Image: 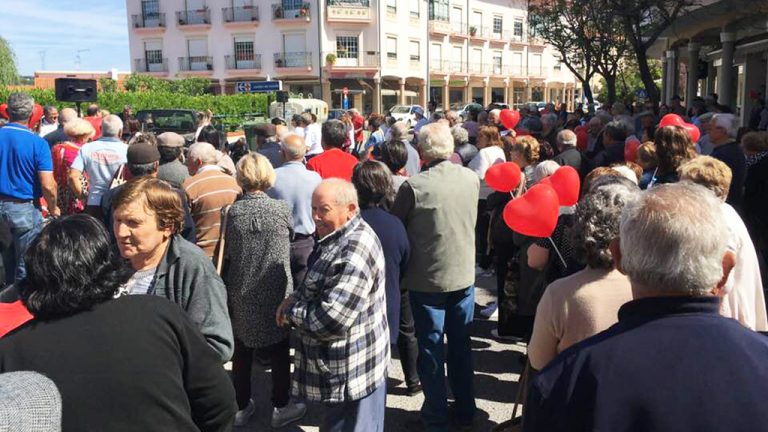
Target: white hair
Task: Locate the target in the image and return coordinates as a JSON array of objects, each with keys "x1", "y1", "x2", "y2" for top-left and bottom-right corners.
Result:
[
  {"x1": 418, "y1": 123, "x2": 454, "y2": 160},
  {"x1": 319, "y1": 178, "x2": 359, "y2": 209},
  {"x1": 188, "y1": 142, "x2": 221, "y2": 165},
  {"x1": 619, "y1": 182, "x2": 729, "y2": 296},
  {"x1": 612, "y1": 165, "x2": 639, "y2": 185},
  {"x1": 557, "y1": 129, "x2": 577, "y2": 147},
  {"x1": 101, "y1": 115, "x2": 123, "y2": 138},
  {"x1": 489, "y1": 109, "x2": 501, "y2": 118},
  {"x1": 281, "y1": 134, "x2": 306, "y2": 160},
  {"x1": 452, "y1": 125, "x2": 469, "y2": 145},
  {"x1": 389, "y1": 121, "x2": 409, "y2": 141},
  {"x1": 534, "y1": 160, "x2": 560, "y2": 183},
  {"x1": 712, "y1": 113, "x2": 738, "y2": 139}
]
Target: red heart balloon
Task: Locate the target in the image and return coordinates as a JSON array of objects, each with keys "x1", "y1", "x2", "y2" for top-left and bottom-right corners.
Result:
[
  {"x1": 0, "y1": 104, "x2": 8, "y2": 120},
  {"x1": 681, "y1": 122, "x2": 701, "y2": 143},
  {"x1": 538, "y1": 166, "x2": 580, "y2": 206},
  {"x1": 503, "y1": 183, "x2": 560, "y2": 237},
  {"x1": 485, "y1": 161, "x2": 522, "y2": 193},
  {"x1": 499, "y1": 109, "x2": 521, "y2": 130},
  {"x1": 624, "y1": 138, "x2": 641, "y2": 162},
  {"x1": 659, "y1": 113, "x2": 685, "y2": 128},
  {"x1": 28, "y1": 104, "x2": 43, "y2": 129}
]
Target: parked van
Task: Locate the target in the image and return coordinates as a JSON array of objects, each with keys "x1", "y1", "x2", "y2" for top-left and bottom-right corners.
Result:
[{"x1": 269, "y1": 98, "x2": 329, "y2": 122}]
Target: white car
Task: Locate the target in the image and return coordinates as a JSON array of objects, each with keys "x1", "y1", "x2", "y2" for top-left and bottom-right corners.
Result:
[{"x1": 389, "y1": 105, "x2": 424, "y2": 127}]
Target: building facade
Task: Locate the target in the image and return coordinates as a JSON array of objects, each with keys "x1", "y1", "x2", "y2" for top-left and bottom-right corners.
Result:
[
  {"x1": 126, "y1": 0, "x2": 577, "y2": 113},
  {"x1": 651, "y1": 0, "x2": 768, "y2": 126}
]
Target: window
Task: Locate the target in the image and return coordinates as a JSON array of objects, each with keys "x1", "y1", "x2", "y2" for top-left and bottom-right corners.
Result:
[
  {"x1": 410, "y1": 1, "x2": 419, "y2": 18},
  {"x1": 451, "y1": 7, "x2": 463, "y2": 33},
  {"x1": 144, "y1": 40, "x2": 163, "y2": 70},
  {"x1": 282, "y1": 0, "x2": 303, "y2": 10},
  {"x1": 429, "y1": 0, "x2": 449, "y2": 22},
  {"x1": 336, "y1": 36, "x2": 359, "y2": 59},
  {"x1": 409, "y1": 41, "x2": 420, "y2": 61},
  {"x1": 142, "y1": 0, "x2": 159, "y2": 18},
  {"x1": 493, "y1": 53, "x2": 502, "y2": 74},
  {"x1": 493, "y1": 16, "x2": 503, "y2": 34},
  {"x1": 451, "y1": 45, "x2": 463, "y2": 72},
  {"x1": 430, "y1": 43, "x2": 442, "y2": 68},
  {"x1": 386, "y1": 36, "x2": 397, "y2": 60},
  {"x1": 513, "y1": 19, "x2": 523, "y2": 38},
  {"x1": 234, "y1": 37, "x2": 254, "y2": 61},
  {"x1": 386, "y1": 0, "x2": 396, "y2": 14}
]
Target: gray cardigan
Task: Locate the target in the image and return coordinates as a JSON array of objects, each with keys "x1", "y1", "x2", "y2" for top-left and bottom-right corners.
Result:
[{"x1": 150, "y1": 234, "x2": 234, "y2": 362}]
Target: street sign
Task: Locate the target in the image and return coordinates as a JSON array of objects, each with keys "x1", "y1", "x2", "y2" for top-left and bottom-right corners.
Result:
[
  {"x1": 635, "y1": 88, "x2": 648, "y2": 99},
  {"x1": 236, "y1": 80, "x2": 282, "y2": 93},
  {"x1": 342, "y1": 86, "x2": 349, "y2": 96}
]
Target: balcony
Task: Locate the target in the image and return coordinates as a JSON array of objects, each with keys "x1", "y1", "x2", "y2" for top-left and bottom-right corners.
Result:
[
  {"x1": 508, "y1": 66, "x2": 524, "y2": 76},
  {"x1": 176, "y1": 9, "x2": 211, "y2": 30},
  {"x1": 178, "y1": 56, "x2": 214, "y2": 74},
  {"x1": 225, "y1": 55, "x2": 262, "y2": 73},
  {"x1": 327, "y1": 0, "x2": 371, "y2": 23},
  {"x1": 469, "y1": 25, "x2": 491, "y2": 41},
  {"x1": 222, "y1": 6, "x2": 259, "y2": 27},
  {"x1": 272, "y1": 2, "x2": 311, "y2": 24},
  {"x1": 527, "y1": 66, "x2": 546, "y2": 78},
  {"x1": 469, "y1": 62, "x2": 487, "y2": 75},
  {"x1": 274, "y1": 52, "x2": 312, "y2": 72},
  {"x1": 429, "y1": 60, "x2": 467, "y2": 75},
  {"x1": 449, "y1": 22, "x2": 469, "y2": 39},
  {"x1": 325, "y1": 51, "x2": 379, "y2": 70},
  {"x1": 429, "y1": 19, "x2": 451, "y2": 36},
  {"x1": 131, "y1": 13, "x2": 166, "y2": 34},
  {"x1": 489, "y1": 30, "x2": 511, "y2": 45},
  {"x1": 134, "y1": 58, "x2": 168, "y2": 75}
]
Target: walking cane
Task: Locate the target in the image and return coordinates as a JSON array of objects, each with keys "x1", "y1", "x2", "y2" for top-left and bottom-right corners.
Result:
[{"x1": 215, "y1": 205, "x2": 231, "y2": 276}]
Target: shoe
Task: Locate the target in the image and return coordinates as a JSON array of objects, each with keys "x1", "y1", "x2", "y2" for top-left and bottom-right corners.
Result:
[
  {"x1": 491, "y1": 328, "x2": 523, "y2": 342},
  {"x1": 234, "y1": 399, "x2": 255, "y2": 427},
  {"x1": 406, "y1": 383, "x2": 423, "y2": 396},
  {"x1": 480, "y1": 302, "x2": 498, "y2": 318},
  {"x1": 271, "y1": 401, "x2": 307, "y2": 428}
]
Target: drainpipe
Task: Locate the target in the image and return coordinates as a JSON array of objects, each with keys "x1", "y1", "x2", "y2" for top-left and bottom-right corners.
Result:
[{"x1": 317, "y1": 0, "x2": 324, "y2": 101}]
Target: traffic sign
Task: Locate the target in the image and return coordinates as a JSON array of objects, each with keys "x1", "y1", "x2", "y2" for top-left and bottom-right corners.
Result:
[
  {"x1": 236, "y1": 80, "x2": 282, "y2": 93},
  {"x1": 635, "y1": 88, "x2": 648, "y2": 99},
  {"x1": 342, "y1": 86, "x2": 349, "y2": 96}
]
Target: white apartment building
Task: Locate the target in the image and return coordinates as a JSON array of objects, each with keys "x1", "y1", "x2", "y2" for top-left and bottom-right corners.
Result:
[{"x1": 126, "y1": 0, "x2": 578, "y2": 113}]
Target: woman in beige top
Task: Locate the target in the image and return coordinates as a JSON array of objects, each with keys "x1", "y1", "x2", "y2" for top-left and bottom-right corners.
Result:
[{"x1": 528, "y1": 180, "x2": 638, "y2": 371}]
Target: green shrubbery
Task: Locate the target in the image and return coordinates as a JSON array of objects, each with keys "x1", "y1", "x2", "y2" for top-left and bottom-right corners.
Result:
[{"x1": 0, "y1": 75, "x2": 269, "y2": 131}]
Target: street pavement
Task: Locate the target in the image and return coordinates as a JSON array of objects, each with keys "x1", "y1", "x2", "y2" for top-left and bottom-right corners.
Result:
[{"x1": 236, "y1": 272, "x2": 527, "y2": 431}]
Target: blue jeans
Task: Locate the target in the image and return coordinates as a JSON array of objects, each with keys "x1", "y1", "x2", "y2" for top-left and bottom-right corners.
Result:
[
  {"x1": 0, "y1": 201, "x2": 43, "y2": 283},
  {"x1": 410, "y1": 286, "x2": 477, "y2": 431},
  {"x1": 320, "y1": 381, "x2": 386, "y2": 432}
]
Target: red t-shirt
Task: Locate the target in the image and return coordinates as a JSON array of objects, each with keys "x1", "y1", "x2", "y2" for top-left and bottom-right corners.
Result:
[
  {"x1": 352, "y1": 115, "x2": 364, "y2": 144},
  {"x1": 306, "y1": 148, "x2": 359, "y2": 181},
  {"x1": 84, "y1": 116, "x2": 103, "y2": 140},
  {"x1": 0, "y1": 301, "x2": 33, "y2": 337}
]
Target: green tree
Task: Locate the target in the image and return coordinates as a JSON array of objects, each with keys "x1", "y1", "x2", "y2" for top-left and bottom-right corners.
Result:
[
  {"x1": 98, "y1": 77, "x2": 118, "y2": 93},
  {"x1": 169, "y1": 77, "x2": 211, "y2": 96},
  {"x1": 598, "y1": 58, "x2": 662, "y2": 105},
  {"x1": 0, "y1": 37, "x2": 19, "y2": 86}
]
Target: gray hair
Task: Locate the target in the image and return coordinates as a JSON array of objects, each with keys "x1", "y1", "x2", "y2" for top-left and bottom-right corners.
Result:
[
  {"x1": 389, "y1": 121, "x2": 409, "y2": 142},
  {"x1": 557, "y1": 129, "x2": 577, "y2": 147},
  {"x1": 541, "y1": 113, "x2": 558, "y2": 127},
  {"x1": 619, "y1": 182, "x2": 729, "y2": 295},
  {"x1": 614, "y1": 115, "x2": 636, "y2": 135},
  {"x1": 100, "y1": 115, "x2": 123, "y2": 138},
  {"x1": 188, "y1": 142, "x2": 221, "y2": 165},
  {"x1": 320, "y1": 178, "x2": 359, "y2": 209},
  {"x1": 572, "y1": 182, "x2": 638, "y2": 269},
  {"x1": 281, "y1": 134, "x2": 306, "y2": 160},
  {"x1": 712, "y1": 113, "x2": 738, "y2": 139},
  {"x1": 534, "y1": 160, "x2": 560, "y2": 183},
  {"x1": 418, "y1": 122, "x2": 454, "y2": 160},
  {"x1": 7, "y1": 93, "x2": 34, "y2": 122},
  {"x1": 452, "y1": 125, "x2": 469, "y2": 146}
]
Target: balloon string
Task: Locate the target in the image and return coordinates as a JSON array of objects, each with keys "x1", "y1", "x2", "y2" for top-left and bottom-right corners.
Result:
[{"x1": 548, "y1": 237, "x2": 567, "y2": 269}]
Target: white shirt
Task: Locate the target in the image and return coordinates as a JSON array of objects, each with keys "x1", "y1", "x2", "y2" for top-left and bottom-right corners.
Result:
[
  {"x1": 720, "y1": 203, "x2": 768, "y2": 331},
  {"x1": 38, "y1": 123, "x2": 57, "y2": 137},
  {"x1": 468, "y1": 146, "x2": 506, "y2": 199},
  {"x1": 304, "y1": 123, "x2": 323, "y2": 155}
]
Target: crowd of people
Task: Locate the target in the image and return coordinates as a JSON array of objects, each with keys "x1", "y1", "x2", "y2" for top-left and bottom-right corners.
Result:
[{"x1": 0, "y1": 88, "x2": 767, "y2": 432}]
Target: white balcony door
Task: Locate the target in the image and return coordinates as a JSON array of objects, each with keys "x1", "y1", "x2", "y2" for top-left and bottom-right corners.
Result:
[
  {"x1": 529, "y1": 53, "x2": 542, "y2": 76},
  {"x1": 144, "y1": 40, "x2": 163, "y2": 72},
  {"x1": 282, "y1": 0, "x2": 303, "y2": 18},
  {"x1": 187, "y1": 38, "x2": 209, "y2": 70},
  {"x1": 471, "y1": 48, "x2": 482, "y2": 73},
  {"x1": 233, "y1": 0, "x2": 253, "y2": 21},
  {"x1": 451, "y1": 46, "x2": 463, "y2": 72},
  {"x1": 336, "y1": 36, "x2": 359, "y2": 67},
  {"x1": 430, "y1": 43, "x2": 442, "y2": 70},
  {"x1": 234, "y1": 36, "x2": 255, "y2": 69},
  {"x1": 283, "y1": 33, "x2": 306, "y2": 67},
  {"x1": 451, "y1": 7, "x2": 463, "y2": 33},
  {"x1": 471, "y1": 11, "x2": 482, "y2": 32},
  {"x1": 141, "y1": 0, "x2": 160, "y2": 26},
  {"x1": 512, "y1": 52, "x2": 523, "y2": 75}
]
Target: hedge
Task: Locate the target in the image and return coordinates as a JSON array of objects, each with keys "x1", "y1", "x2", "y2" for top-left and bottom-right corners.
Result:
[{"x1": 0, "y1": 87, "x2": 269, "y2": 131}]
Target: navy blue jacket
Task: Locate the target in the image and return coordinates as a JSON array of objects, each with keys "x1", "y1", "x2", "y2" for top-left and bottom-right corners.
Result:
[
  {"x1": 361, "y1": 207, "x2": 410, "y2": 344},
  {"x1": 524, "y1": 296, "x2": 768, "y2": 432},
  {"x1": 711, "y1": 141, "x2": 746, "y2": 208}
]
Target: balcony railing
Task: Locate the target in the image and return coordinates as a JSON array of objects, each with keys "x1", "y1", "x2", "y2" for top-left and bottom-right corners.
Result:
[
  {"x1": 326, "y1": 51, "x2": 379, "y2": 68},
  {"x1": 509, "y1": 65, "x2": 524, "y2": 76},
  {"x1": 272, "y1": 2, "x2": 311, "y2": 20},
  {"x1": 176, "y1": 9, "x2": 210, "y2": 25},
  {"x1": 132, "y1": 13, "x2": 165, "y2": 28},
  {"x1": 222, "y1": 6, "x2": 259, "y2": 23},
  {"x1": 225, "y1": 54, "x2": 262, "y2": 70},
  {"x1": 328, "y1": 0, "x2": 369, "y2": 5},
  {"x1": 134, "y1": 58, "x2": 168, "y2": 73},
  {"x1": 468, "y1": 62, "x2": 486, "y2": 74},
  {"x1": 326, "y1": 0, "x2": 371, "y2": 22},
  {"x1": 179, "y1": 56, "x2": 213, "y2": 72},
  {"x1": 429, "y1": 60, "x2": 467, "y2": 73},
  {"x1": 274, "y1": 52, "x2": 312, "y2": 68}
]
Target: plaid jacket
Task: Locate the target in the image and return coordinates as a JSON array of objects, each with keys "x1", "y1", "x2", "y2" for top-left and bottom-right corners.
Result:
[{"x1": 287, "y1": 215, "x2": 390, "y2": 403}]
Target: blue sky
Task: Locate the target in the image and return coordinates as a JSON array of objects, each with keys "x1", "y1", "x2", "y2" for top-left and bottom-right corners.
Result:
[{"x1": 2, "y1": 0, "x2": 130, "y2": 75}]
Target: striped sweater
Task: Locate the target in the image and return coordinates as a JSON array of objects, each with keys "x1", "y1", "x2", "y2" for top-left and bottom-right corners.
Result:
[{"x1": 182, "y1": 166, "x2": 241, "y2": 257}]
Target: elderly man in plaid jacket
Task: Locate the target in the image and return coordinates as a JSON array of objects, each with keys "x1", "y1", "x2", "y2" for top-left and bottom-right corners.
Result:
[{"x1": 277, "y1": 178, "x2": 390, "y2": 432}]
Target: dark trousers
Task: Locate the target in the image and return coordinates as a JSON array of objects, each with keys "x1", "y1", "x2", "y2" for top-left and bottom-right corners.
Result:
[
  {"x1": 320, "y1": 382, "x2": 386, "y2": 432},
  {"x1": 232, "y1": 337, "x2": 290, "y2": 410},
  {"x1": 290, "y1": 236, "x2": 315, "y2": 288},
  {"x1": 476, "y1": 199, "x2": 492, "y2": 269},
  {"x1": 495, "y1": 241, "x2": 517, "y2": 303},
  {"x1": 397, "y1": 290, "x2": 420, "y2": 388}
]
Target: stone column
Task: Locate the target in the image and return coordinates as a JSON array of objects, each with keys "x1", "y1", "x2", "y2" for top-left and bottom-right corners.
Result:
[
  {"x1": 543, "y1": 83, "x2": 549, "y2": 103},
  {"x1": 504, "y1": 79, "x2": 511, "y2": 105},
  {"x1": 509, "y1": 80, "x2": 515, "y2": 106},
  {"x1": 465, "y1": 80, "x2": 472, "y2": 104},
  {"x1": 665, "y1": 50, "x2": 677, "y2": 104},
  {"x1": 442, "y1": 80, "x2": 450, "y2": 110},
  {"x1": 373, "y1": 77, "x2": 382, "y2": 114},
  {"x1": 322, "y1": 79, "x2": 332, "y2": 106},
  {"x1": 718, "y1": 32, "x2": 736, "y2": 109},
  {"x1": 706, "y1": 61, "x2": 717, "y2": 96},
  {"x1": 399, "y1": 78, "x2": 407, "y2": 105},
  {"x1": 483, "y1": 77, "x2": 491, "y2": 106},
  {"x1": 420, "y1": 81, "x2": 428, "y2": 109},
  {"x1": 686, "y1": 42, "x2": 701, "y2": 108},
  {"x1": 525, "y1": 82, "x2": 532, "y2": 103}
]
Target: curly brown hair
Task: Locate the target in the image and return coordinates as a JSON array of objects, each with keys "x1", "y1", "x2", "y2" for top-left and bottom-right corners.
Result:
[
  {"x1": 510, "y1": 135, "x2": 541, "y2": 165},
  {"x1": 654, "y1": 126, "x2": 696, "y2": 176}
]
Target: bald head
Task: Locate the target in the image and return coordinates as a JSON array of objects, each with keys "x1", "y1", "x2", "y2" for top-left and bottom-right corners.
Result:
[
  {"x1": 282, "y1": 134, "x2": 306, "y2": 161},
  {"x1": 312, "y1": 179, "x2": 359, "y2": 238},
  {"x1": 58, "y1": 108, "x2": 78, "y2": 125}
]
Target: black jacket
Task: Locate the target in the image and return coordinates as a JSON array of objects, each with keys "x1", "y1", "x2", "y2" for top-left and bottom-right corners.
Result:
[
  {"x1": 588, "y1": 142, "x2": 625, "y2": 170},
  {"x1": 553, "y1": 147, "x2": 586, "y2": 178},
  {"x1": 743, "y1": 155, "x2": 768, "y2": 250},
  {"x1": 711, "y1": 141, "x2": 746, "y2": 209},
  {"x1": 0, "y1": 296, "x2": 236, "y2": 432}
]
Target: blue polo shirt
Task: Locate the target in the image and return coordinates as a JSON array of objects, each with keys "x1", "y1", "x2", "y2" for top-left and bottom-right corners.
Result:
[
  {"x1": 267, "y1": 161, "x2": 321, "y2": 236},
  {"x1": 0, "y1": 123, "x2": 53, "y2": 200}
]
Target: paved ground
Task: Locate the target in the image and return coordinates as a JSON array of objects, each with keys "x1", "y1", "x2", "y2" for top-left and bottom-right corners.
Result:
[{"x1": 236, "y1": 273, "x2": 527, "y2": 431}]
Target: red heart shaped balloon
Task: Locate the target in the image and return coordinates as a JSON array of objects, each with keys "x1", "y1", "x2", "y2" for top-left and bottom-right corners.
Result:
[
  {"x1": 659, "y1": 113, "x2": 685, "y2": 128},
  {"x1": 0, "y1": 104, "x2": 8, "y2": 120},
  {"x1": 681, "y1": 122, "x2": 700, "y2": 143},
  {"x1": 624, "y1": 138, "x2": 641, "y2": 163},
  {"x1": 503, "y1": 183, "x2": 560, "y2": 237},
  {"x1": 485, "y1": 161, "x2": 522, "y2": 193},
  {"x1": 538, "y1": 165, "x2": 580, "y2": 206},
  {"x1": 28, "y1": 104, "x2": 43, "y2": 129},
  {"x1": 499, "y1": 109, "x2": 521, "y2": 130}
]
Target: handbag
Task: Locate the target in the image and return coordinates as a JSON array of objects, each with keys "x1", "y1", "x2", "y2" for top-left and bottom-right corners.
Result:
[{"x1": 491, "y1": 361, "x2": 530, "y2": 432}]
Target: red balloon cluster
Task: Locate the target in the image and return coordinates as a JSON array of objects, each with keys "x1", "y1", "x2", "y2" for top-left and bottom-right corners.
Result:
[
  {"x1": 503, "y1": 184, "x2": 560, "y2": 238},
  {"x1": 485, "y1": 162, "x2": 522, "y2": 193},
  {"x1": 658, "y1": 114, "x2": 701, "y2": 143},
  {"x1": 499, "y1": 109, "x2": 521, "y2": 130},
  {"x1": 538, "y1": 166, "x2": 581, "y2": 206}
]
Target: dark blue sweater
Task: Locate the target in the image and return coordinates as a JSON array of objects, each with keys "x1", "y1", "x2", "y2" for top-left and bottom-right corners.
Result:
[
  {"x1": 525, "y1": 296, "x2": 768, "y2": 432},
  {"x1": 361, "y1": 207, "x2": 410, "y2": 344},
  {"x1": 711, "y1": 141, "x2": 746, "y2": 208}
]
